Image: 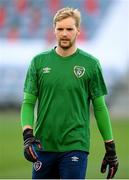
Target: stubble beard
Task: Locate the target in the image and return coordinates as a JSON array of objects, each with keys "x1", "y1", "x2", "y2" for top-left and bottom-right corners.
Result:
[{"x1": 58, "y1": 36, "x2": 77, "y2": 50}]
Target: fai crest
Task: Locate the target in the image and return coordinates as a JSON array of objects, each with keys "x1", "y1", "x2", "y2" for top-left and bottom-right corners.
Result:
[
  {"x1": 74, "y1": 66, "x2": 85, "y2": 78},
  {"x1": 34, "y1": 161, "x2": 42, "y2": 171}
]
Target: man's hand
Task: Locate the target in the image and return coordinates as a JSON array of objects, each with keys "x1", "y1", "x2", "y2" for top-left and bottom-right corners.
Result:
[
  {"x1": 101, "y1": 141, "x2": 119, "y2": 179},
  {"x1": 23, "y1": 128, "x2": 42, "y2": 162}
]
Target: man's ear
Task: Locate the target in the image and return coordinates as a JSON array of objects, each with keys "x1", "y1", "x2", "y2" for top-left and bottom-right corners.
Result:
[{"x1": 77, "y1": 27, "x2": 80, "y2": 35}]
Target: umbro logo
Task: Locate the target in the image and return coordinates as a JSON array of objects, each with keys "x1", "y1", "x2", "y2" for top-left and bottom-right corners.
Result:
[
  {"x1": 43, "y1": 67, "x2": 51, "y2": 73},
  {"x1": 71, "y1": 156, "x2": 79, "y2": 162}
]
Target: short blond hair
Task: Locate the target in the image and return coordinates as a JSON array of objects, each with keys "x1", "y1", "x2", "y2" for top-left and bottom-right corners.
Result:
[{"x1": 53, "y1": 7, "x2": 81, "y2": 28}]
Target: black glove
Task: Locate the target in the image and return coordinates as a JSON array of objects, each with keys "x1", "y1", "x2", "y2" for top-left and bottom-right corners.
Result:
[
  {"x1": 101, "y1": 140, "x2": 119, "y2": 179},
  {"x1": 23, "y1": 128, "x2": 42, "y2": 162}
]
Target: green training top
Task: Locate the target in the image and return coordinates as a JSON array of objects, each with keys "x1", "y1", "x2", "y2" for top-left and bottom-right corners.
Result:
[{"x1": 23, "y1": 48, "x2": 107, "y2": 152}]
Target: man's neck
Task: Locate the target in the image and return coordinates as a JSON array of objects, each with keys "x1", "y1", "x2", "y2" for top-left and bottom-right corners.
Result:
[{"x1": 55, "y1": 45, "x2": 77, "y2": 57}]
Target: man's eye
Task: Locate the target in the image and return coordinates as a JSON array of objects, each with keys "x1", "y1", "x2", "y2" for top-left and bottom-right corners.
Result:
[
  {"x1": 57, "y1": 28, "x2": 63, "y2": 31},
  {"x1": 67, "y1": 28, "x2": 73, "y2": 31}
]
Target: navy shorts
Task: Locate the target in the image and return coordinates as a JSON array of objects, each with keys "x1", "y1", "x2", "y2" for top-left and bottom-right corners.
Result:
[{"x1": 32, "y1": 150, "x2": 88, "y2": 179}]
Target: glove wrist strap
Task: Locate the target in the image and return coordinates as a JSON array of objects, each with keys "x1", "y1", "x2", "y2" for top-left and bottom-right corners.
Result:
[
  {"x1": 105, "y1": 140, "x2": 116, "y2": 156},
  {"x1": 23, "y1": 128, "x2": 34, "y2": 141}
]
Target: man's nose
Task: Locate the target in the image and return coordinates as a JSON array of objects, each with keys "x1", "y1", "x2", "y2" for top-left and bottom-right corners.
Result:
[{"x1": 62, "y1": 30, "x2": 67, "y2": 36}]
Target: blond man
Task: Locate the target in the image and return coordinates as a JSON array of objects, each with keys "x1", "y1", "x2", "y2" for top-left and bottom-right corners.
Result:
[{"x1": 21, "y1": 7, "x2": 118, "y2": 179}]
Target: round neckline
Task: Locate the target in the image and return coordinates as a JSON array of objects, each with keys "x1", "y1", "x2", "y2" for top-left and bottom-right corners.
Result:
[{"x1": 52, "y1": 47, "x2": 79, "y2": 60}]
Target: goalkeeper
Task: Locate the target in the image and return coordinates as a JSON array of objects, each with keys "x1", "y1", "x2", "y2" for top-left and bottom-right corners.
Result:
[{"x1": 21, "y1": 7, "x2": 118, "y2": 179}]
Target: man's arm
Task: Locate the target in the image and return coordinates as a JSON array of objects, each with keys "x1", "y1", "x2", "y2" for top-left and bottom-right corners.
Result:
[
  {"x1": 92, "y1": 96, "x2": 119, "y2": 179},
  {"x1": 21, "y1": 92, "x2": 37, "y2": 129},
  {"x1": 92, "y1": 95, "x2": 113, "y2": 141},
  {"x1": 21, "y1": 93, "x2": 42, "y2": 162}
]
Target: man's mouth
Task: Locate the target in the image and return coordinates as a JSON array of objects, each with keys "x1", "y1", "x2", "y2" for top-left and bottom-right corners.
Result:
[{"x1": 61, "y1": 39, "x2": 70, "y2": 41}]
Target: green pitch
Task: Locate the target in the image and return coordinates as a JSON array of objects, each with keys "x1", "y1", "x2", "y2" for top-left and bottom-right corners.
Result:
[{"x1": 0, "y1": 110, "x2": 129, "y2": 179}]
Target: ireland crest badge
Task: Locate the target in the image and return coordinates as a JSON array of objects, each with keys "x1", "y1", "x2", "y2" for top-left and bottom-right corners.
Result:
[{"x1": 74, "y1": 66, "x2": 85, "y2": 78}]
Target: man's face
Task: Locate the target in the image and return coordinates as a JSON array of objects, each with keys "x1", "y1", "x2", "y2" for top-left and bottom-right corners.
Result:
[{"x1": 54, "y1": 17, "x2": 80, "y2": 49}]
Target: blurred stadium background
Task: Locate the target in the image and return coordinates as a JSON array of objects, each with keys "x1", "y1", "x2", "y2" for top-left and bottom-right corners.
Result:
[{"x1": 0, "y1": 0, "x2": 129, "y2": 179}]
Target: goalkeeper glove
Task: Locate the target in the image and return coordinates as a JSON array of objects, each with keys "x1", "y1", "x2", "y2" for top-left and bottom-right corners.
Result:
[
  {"x1": 101, "y1": 140, "x2": 119, "y2": 179},
  {"x1": 23, "y1": 128, "x2": 42, "y2": 162}
]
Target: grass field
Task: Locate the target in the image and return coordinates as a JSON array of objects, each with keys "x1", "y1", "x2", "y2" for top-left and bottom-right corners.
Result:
[{"x1": 0, "y1": 110, "x2": 129, "y2": 179}]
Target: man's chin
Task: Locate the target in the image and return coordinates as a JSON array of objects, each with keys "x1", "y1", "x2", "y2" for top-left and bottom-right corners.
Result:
[
  {"x1": 61, "y1": 46, "x2": 70, "y2": 50},
  {"x1": 60, "y1": 44, "x2": 72, "y2": 49}
]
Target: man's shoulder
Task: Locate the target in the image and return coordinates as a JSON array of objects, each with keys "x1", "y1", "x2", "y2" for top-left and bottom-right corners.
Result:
[
  {"x1": 34, "y1": 49, "x2": 52, "y2": 60},
  {"x1": 31, "y1": 49, "x2": 53, "y2": 67},
  {"x1": 78, "y1": 48, "x2": 99, "y2": 65},
  {"x1": 28, "y1": 49, "x2": 53, "y2": 69}
]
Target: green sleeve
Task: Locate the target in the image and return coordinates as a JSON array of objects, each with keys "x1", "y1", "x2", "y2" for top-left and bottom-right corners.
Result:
[
  {"x1": 24, "y1": 57, "x2": 38, "y2": 96},
  {"x1": 21, "y1": 92, "x2": 37, "y2": 128},
  {"x1": 92, "y1": 96, "x2": 113, "y2": 141},
  {"x1": 89, "y1": 61, "x2": 107, "y2": 100}
]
